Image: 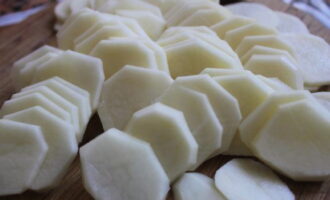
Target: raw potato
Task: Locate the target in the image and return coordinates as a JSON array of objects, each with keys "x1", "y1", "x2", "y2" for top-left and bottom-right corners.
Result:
[
  {"x1": 159, "y1": 26, "x2": 217, "y2": 39},
  {"x1": 257, "y1": 75, "x2": 293, "y2": 92},
  {"x1": 313, "y1": 92, "x2": 330, "y2": 113},
  {"x1": 280, "y1": 34, "x2": 330, "y2": 86},
  {"x1": 0, "y1": 120, "x2": 48, "y2": 196},
  {"x1": 159, "y1": 84, "x2": 223, "y2": 169},
  {"x1": 4, "y1": 107, "x2": 77, "y2": 190},
  {"x1": 226, "y1": 2, "x2": 279, "y2": 28},
  {"x1": 215, "y1": 159, "x2": 294, "y2": 200},
  {"x1": 32, "y1": 50, "x2": 104, "y2": 111},
  {"x1": 251, "y1": 99, "x2": 330, "y2": 181},
  {"x1": 201, "y1": 68, "x2": 250, "y2": 77},
  {"x1": 80, "y1": 129, "x2": 170, "y2": 200},
  {"x1": 98, "y1": 66, "x2": 173, "y2": 130},
  {"x1": 275, "y1": 11, "x2": 309, "y2": 34},
  {"x1": 90, "y1": 38, "x2": 158, "y2": 78},
  {"x1": 142, "y1": 39, "x2": 169, "y2": 73},
  {"x1": 211, "y1": 16, "x2": 255, "y2": 38},
  {"x1": 125, "y1": 103, "x2": 198, "y2": 181},
  {"x1": 173, "y1": 173, "x2": 226, "y2": 200},
  {"x1": 174, "y1": 75, "x2": 242, "y2": 153},
  {"x1": 244, "y1": 54, "x2": 303, "y2": 90},
  {"x1": 223, "y1": 133, "x2": 253, "y2": 156},
  {"x1": 55, "y1": 0, "x2": 73, "y2": 22}
]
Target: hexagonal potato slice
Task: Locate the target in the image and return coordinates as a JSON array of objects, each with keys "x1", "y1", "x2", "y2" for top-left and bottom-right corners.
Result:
[
  {"x1": 80, "y1": 128, "x2": 169, "y2": 200},
  {"x1": 251, "y1": 99, "x2": 330, "y2": 181},
  {"x1": 12, "y1": 86, "x2": 80, "y2": 141},
  {"x1": 313, "y1": 92, "x2": 330, "y2": 113},
  {"x1": 159, "y1": 84, "x2": 223, "y2": 169},
  {"x1": 226, "y1": 2, "x2": 279, "y2": 28},
  {"x1": 4, "y1": 107, "x2": 77, "y2": 190},
  {"x1": 211, "y1": 16, "x2": 255, "y2": 38},
  {"x1": 23, "y1": 77, "x2": 92, "y2": 136},
  {"x1": 90, "y1": 38, "x2": 158, "y2": 79},
  {"x1": 224, "y1": 23, "x2": 277, "y2": 49},
  {"x1": 280, "y1": 34, "x2": 330, "y2": 87},
  {"x1": 141, "y1": 39, "x2": 169, "y2": 73},
  {"x1": 257, "y1": 75, "x2": 293, "y2": 92},
  {"x1": 125, "y1": 103, "x2": 198, "y2": 181},
  {"x1": 98, "y1": 66, "x2": 172, "y2": 130},
  {"x1": 235, "y1": 35, "x2": 295, "y2": 58},
  {"x1": 173, "y1": 173, "x2": 226, "y2": 200},
  {"x1": 275, "y1": 11, "x2": 309, "y2": 34},
  {"x1": 0, "y1": 120, "x2": 48, "y2": 196},
  {"x1": 215, "y1": 159, "x2": 294, "y2": 200},
  {"x1": 159, "y1": 26, "x2": 217, "y2": 40},
  {"x1": 201, "y1": 68, "x2": 250, "y2": 77},
  {"x1": 244, "y1": 54, "x2": 303, "y2": 90},
  {"x1": 32, "y1": 50, "x2": 104, "y2": 111},
  {"x1": 174, "y1": 75, "x2": 241, "y2": 153}
]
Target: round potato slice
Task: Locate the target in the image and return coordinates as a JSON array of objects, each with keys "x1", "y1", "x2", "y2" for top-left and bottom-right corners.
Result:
[
  {"x1": 173, "y1": 173, "x2": 226, "y2": 200},
  {"x1": 215, "y1": 159, "x2": 294, "y2": 200},
  {"x1": 4, "y1": 107, "x2": 77, "y2": 190},
  {"x1": 125, "y1": 103, "x2": 198, "y2": 181},
  {"x1": 0, "y1": 120, "x2": 48, "y2": 196},
  {"x1": 80, "y1": 128, "x2": 169, "y2": 200},
  {"x1": 275, "y1": 11, "x2": 309, "y2": 34}
]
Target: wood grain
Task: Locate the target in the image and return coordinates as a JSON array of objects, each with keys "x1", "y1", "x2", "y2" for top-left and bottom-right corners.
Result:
[{"x1": 0, "y1": 1, "x2": 329, "y2": 199}]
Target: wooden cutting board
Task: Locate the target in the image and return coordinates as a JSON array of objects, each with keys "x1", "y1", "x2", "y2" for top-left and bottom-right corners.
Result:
[{"x1": 0, "y1": 0, "x2": 329, "y2": 199}]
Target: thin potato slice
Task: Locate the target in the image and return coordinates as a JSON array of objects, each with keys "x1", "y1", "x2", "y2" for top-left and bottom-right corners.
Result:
[
  {"x1": 211, "y1": 16, "x2": 255, "y2": 38},
  {"x1": 80, "y1": 129, "x2": 169, "y2": 200},
  {"x1": 55, "y1": 0, "x2": 73, "y2": 22},
  {"x1": 141, "y1": 39, "x2": 169, "y2": 73},
  {"x1": 257, "y1": 75, "x2": 293, "y2": 92},
  {"x1": 201, "y1": 68, "x2": 250, "y2": 77},
  {"x1": 313, "y1": 92, "x2": 330, "y2": 113},
  {"x1": 223, "y1": 134, "x2": 253, "y2": 156},
  {"x1": 275, "y1": 12, "x2": 309, "y2": 34}
]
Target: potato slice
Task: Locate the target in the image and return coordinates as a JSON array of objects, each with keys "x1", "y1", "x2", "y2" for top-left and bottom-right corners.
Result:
[
  {"x1": 201, "y1": 68, "x2": 250, "y2": 77},
  {"x1": 257, "y1": 75, "x2": 293, "y2": 92},
  {"x1": 80, "y1": 128, "x2": 169, "y2": 200},
  {"x1": 173, "y1": 173, "x2": 226, "y2": 200},
  {"x1": 159, "y1": 26, "x2": 217, "y2": 39},
  {"x1": 159, "y1": 84, "x2": 223, "y2": 169},
  {"x1": 55, "y1": 0, "x2": 73, "y2": 22},
  {"x1": 4, "y1": 107, "x2": 77, "y2": 190},
  {"x1": 98, "y1": 66, "x2": 172, "y2": 130},
  {"x1": 69, "y1": 0, "x2": 92, "y2": 15},
  {"x1": 215, "y1": 159, "x2": 294, "y2": 200},
  {"x1": 32, "y1": 50, "x2": 104, "y2": 111},
  {"x1": 275, "y1": 12, "x2": 309, "y2": 34},
  {"x1": 313, "y1": 92, "x2": 330, "y2": 113},
  {"x1": 141, "y1": 39, "x2": 169, "y2": 73},
  {"x1": 244, "y1": 54, "x2": 303, "y2": 90},
  {"x1": 125, "y1": 103, "x2": 198, "y2": 181},
  {"x1": 174, "y1": 75, "x2": 241, "y2": 153},
  {"x1": 12, "y1": 86, "x2": 80, "y2": 141},
  {"x1": 225, "y1": 23, "x2": 277, "y2": 49},
  {"x1": 280, "y1": 34, "x2": 330, "y2": 86},
  {"x1": 251, "y1": 99, "x2": 330, "y2": 181},
  {"x1": 211, "y1": 16, "x2": 255, "y2": 38},
  {"x1": 223, "y1": 134, "x2": 253, "y2": 156},
  {"x1": 0, "y1": 120, "x2": 48, "y2": 196},
  {"x1": 226, "y1": 2, "x2": 279, "y2": 28}
]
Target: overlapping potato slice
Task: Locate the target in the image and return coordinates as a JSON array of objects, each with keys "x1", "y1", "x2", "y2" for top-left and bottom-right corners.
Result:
[
  {"x1": 173, "y1": 173, "x2": 226, "y2": 200},
  {"x1": 244, "y1": 54, "x2": 303, "y2": 89},
  {"x1": 257, "y1": 75, "x2": 293, "y2": 92},
  {"x1": 211, "y1": 16, "x2": 255, "y2": 38},
  {"x1": 55, "y1": 0, "x2": 73, "y2": 22},
  {"x1": 159, "y1": 84, "x2": 223, "y2": 169},
  {"x1": 0, "y1": 120, "x2": 48, "y2": 196},
  {"x1": 215, "y1": 159, "x2": 294, "y2": 200},
  {"x1": 98, "y1": 66, "x2": 172, "y2": 130},
  {"x1": 4, "y1": 107, "x2": 77, "y2": 190},
  {"x1": 313, "y1": 92, "x2": 330, "y2": 112},
  {"x1": 275, "y1": 11, "x2": 309, "y2": 34},
  {"x1": 80, "y1": 128, "x2": 169, "y2": 200},
  {"x1": 125, "y1": 103, "x2": 198, "y2": 181},
  {"x1": 201, "y1": 68, "x2": 250, "y2": 77}
]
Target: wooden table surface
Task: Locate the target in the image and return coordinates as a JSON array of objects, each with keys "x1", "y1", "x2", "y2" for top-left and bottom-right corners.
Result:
[{"x1": 0, "y1": 0, "x2": 329, "y2": 199}]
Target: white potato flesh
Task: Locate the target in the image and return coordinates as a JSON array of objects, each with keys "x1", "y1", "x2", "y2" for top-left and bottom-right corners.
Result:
[
  {"x1": 98, "y1": 66, "x2": 172, "y2": 130},
  {"x1": 257, "y1": 75, "x2": 293, "y2": 92},
  {"x1": 252, "y1": 99, "x2": 330, "y2": 181},
  {"x1": 90, "y1": 38, "x2": 158, "y2": 79},
  {"x1": 215, "y1": 159, "x2": 294, "y2": 200},
  {"x1": 159, "y1": 26, "x2": 217, "y2": 39},
  {"x1": 23, "y1": 77, "x2": 92, "y2": 136},
  {"x1": 240, "y1": 91, "x2": 311, "y2": 148},
  {"x1": 313, "y1": 92, "x2": 330, "y2": 113},
  {"x1": 0, "y1": 120, "x2": 48, "y2": 196},
  {"x1": 241, "y1": 45, "x2": 296, "y2": 65},
  {"x1": 80, "y1": 129, "x2": 169, "y2": 200},
  {"x1": 32, "y1": 50, "x2": 104, "y2": 111},
  {"x1": 69, "y1": 0, "x2": 92, "y2": 15},
  {"x1": 173, "y1": 173, "x2": 227, "y2": 200},
  {"x1": 55, "y1": 0, "x2": 72, "y2": 22},
  {"x1": 165, "y1": 39, "x2": 242, "y2": 78},
  {"x1": 280, "y1": 34, "x2": 330, "y2": 86},
  {"x1": 12, "y1": 86, "x2": 80, "y2": 141},
  {"x1": 244, "y1": 54, "x2": 304, "y2": 90},
  {"x1": 211, "y1": 16, "x2": 255, "y2": 38},
  {"x1": 115, "y1": 10, "x2": 166, "y2": 40},
  {"x1": 201, "y1": 68, "x2": 251, "y2": 77},
  {"x1": 174, "y1": 75, "x2": 241, "y2": 153},
  {"x1": 223, "y1": 133, "x2": 253, "y2": 156},
  {"x1": 159, "y1": 84, "x2": 223, "y2": 169},
  {"x1": 226, "y1": 2, "x2": 279, "y2": 28},
  {"x1": 0, "y1": 93, "x2": 70, "y2": 123},
  {"x1": 141, "y1": 39, "x2": 169, "y2": 73},
  {"x1": 125, "y1": 103, "x2": 198, "y2": 181},
  {"x1": 275, "y1": 12, "x2": 309, "y2": 34},
  {"x1": 225, "y1": 23, "x2": 277, "y2": 49},
  {"x1": 4, "y1": 107, "x2": 77, "y2": 190}
]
